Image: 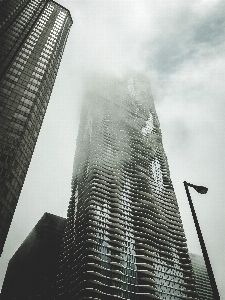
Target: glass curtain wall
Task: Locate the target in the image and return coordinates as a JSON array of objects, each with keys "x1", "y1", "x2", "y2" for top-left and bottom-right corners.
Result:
[{"x1": 0, "y1": 0, "x2": 72, "y2": 255}]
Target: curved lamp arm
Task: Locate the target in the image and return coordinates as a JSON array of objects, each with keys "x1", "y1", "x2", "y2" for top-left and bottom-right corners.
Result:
[{"x1": 183, "y1": 181, "x2": 220, "y2": 300}]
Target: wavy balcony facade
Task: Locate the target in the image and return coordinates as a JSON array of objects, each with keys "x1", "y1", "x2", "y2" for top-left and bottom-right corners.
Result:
[{"x1": 58, "y1": 72, "x2": 198, "y2": 300}]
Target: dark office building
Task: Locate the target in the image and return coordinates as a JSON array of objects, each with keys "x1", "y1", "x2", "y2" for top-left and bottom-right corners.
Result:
[
  {"x1": 189, "y1": 253, "x2": 214, "y2": 300},
  {"x1": 1, "y1": 212, "x2": 66, "y2": 300},
  {"x1": 0, "y1": 0, "x2": 72, "y2": 255},
  {"x1": 57, "y1": 72, "x2": 198, "y2": 300}
]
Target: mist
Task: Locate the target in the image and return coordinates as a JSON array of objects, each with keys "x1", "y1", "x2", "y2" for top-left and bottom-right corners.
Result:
[{"x1": 0, "y1": 0, "x2": 225, "y2": 297}]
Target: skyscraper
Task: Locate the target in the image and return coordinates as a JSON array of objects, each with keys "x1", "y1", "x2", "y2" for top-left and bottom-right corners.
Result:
[
  {"x1": 189, "y1": 253, "x2": 214, "y2": 300},
  {"x1": 0, "y1": 0, "x2": 72, "y2": 255},
  {"x1": 57, "y1": 72, "x2": 198, "y2": 299},
  {"x1": 1, "y1": 213, "x2": 66, "y2": 299}
]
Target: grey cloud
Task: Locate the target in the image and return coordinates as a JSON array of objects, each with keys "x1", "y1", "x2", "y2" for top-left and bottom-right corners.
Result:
[
  {"x1": 143, "y1": 0, "x2": 225, "y2": 75},
  {"x1": 167, "y1": 120, "x2": 190, "y2": 149},
  {"x1": 148, "y1": 41, "x2": 194, "y2": 74},
  {"x1": 193, "y1": 2, "x2": 225, "y2": 45}
]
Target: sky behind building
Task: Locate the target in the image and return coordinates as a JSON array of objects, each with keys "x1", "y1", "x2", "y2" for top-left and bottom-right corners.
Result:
[{"x1": 0, "y1": 0, "x2": 224, "y2": 298}]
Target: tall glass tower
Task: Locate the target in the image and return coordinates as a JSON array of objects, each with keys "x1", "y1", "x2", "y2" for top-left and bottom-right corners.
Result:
[
  {"x1": 58, "y1": 72, "x2": 198, "y2": 300},
  {"x1": 189, "y1": 253, "x2": 214, "y2": 300},
  {"x1": 0, "y1": 0, "x2": 72, "y2": 255}
]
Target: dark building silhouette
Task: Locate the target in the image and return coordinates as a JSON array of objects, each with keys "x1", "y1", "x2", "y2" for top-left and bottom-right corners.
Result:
[
  {"x1": 189, "y1": 253, "x2": 214, "y2": 300},
  {"x1": 1, "y1": 212, "x2": 66, "y2": 299},
  {"x1": 57, "y1": 72, "x2": 198, "y2": 299},
  {"x1": 0, "y1": 0, "x2": 72, "y2": 255}
]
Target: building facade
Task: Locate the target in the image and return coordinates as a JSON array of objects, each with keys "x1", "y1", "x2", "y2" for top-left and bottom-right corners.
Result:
[
  {"x1": 57, "y1": 72, "x2": 198, "y2": 300},
  {"x1": 1, "y1": 213, "x2": 66, "y2": 299},
  {"x1": 189, "y1": 253, "x2": 214, "y2": 300},
  {"x1": 0, "y1": 0, "x2": 72, "y2": 255}
]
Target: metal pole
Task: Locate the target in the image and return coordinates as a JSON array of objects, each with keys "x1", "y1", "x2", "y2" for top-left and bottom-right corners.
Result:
[{"x1": 183, "y1": 181, "x2": 220, "y2": 300}]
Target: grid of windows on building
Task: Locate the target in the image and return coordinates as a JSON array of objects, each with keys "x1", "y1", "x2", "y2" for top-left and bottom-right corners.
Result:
[
  {"x1": 189, "y1": 253, "x2": 214, "y2": 300},
  {"x1": 0, "y1": 0, "x2": 46, "y2": 79},
  {"x1": 57, "y1": 73, "x2": 198, "y2": 300},
  {"x1": 0, "y1": 0, "x2": 73, "y2": 255}
]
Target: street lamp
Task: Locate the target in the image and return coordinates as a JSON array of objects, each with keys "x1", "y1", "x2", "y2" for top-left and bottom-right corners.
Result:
[{"x1": 183, "y1": 181, "x2": 220, "y2": 300}]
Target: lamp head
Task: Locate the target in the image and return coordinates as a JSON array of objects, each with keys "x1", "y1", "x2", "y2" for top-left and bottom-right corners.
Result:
[
  {"x1": 192, "y1": 185, "x2": 208, "y2": 194},
  {"x1": 185, "y1": 182, "x2": 208, "y2": 194}
]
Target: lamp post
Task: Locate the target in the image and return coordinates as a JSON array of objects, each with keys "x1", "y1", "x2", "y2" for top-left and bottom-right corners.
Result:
[{"x1": 183, "y1": 181, "x2": 220, "y2": 300}]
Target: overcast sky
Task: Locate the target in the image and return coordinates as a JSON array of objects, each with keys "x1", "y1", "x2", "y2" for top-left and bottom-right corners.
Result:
[{"x1": 1, "y1": 0, "x2": 225, "y2": 297}]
